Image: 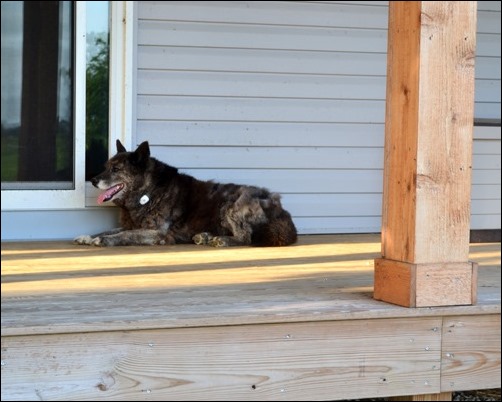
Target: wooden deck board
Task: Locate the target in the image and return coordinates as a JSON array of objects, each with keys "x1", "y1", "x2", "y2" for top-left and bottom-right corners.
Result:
[
  {"x1": 1, "y1": 317, "x2": 446, "y2": 401},
  {"x1": 1, "y1": 234, "x2": 500, "y2": 400},
  {"x1": 2, "y1": 234, "x2": 500, "y2": 336}
]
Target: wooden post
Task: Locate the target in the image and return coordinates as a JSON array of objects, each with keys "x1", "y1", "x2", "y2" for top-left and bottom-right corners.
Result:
[{"x1": 374, "y1": 2, "x2": 478, "y2": 307}]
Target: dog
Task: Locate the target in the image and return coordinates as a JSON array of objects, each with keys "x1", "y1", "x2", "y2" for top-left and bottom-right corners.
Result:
[{"x1": 74, "y1": 140, "x2": 297, "y2": 247}]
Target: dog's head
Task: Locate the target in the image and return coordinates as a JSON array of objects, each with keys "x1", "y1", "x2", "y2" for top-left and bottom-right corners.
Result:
[{"x1": 91, "y1": 140, "x2": 151, "y2": 204}]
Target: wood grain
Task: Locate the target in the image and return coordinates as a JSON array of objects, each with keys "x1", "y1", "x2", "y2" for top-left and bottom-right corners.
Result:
[
  {"x1": 414, "y1": 1, "x2": 477, "y2": 264},
  {"x1": 415, "y1": 262, "x2": 477, "y2": 307},
  {"x1": 1, "y1": 318, "x2": 443, "y2": 401},
  {"x1": 381, "y1": 1, "x2": 477, "y2": 264},
  {"x1": 441, "y1": 314, "x2": 501, "y2": 392},
  {"x1": 374, "y1": 259, "x2": 477, "y2": 308},
  {"x1": 380, "y1": 0, "x2": 421, "y2": 263},
  {"x1": 374, "y1": 258, "x2": 414, "y2": 307},
  {"x1": 389, "y1": 392, "x2": 452, "y2": 401},
  {"x1": 1, "y1": 235, "x2": 499, "y2": 400},
  {"x1": 1, "y1": 235, "x2": 499, "y2": 337}
]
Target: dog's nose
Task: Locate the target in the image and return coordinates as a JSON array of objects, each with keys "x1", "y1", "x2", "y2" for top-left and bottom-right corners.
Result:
[{"x1": 91, "y1": 177, "x2": 99, "y2": 187}]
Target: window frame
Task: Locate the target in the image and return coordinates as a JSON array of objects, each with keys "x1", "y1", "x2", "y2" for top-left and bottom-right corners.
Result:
[{"x1": 1, "y1": 2, "x2": 86, "y2": 210}]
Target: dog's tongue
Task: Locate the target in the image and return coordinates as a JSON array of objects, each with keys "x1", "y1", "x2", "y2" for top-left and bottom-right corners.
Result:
[{"x1": 97, "y1": 184, "x2": 123, "y2": 204}]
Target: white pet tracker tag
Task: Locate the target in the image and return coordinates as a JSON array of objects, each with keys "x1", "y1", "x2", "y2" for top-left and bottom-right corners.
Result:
[{"x1": 140, "y1": 195, "x2": 150, "y2": 205}]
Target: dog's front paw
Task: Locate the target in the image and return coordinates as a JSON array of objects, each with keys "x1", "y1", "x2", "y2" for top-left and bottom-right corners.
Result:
[
  {"x1": 91, "y1": 236, "x2": 111, "y2": 247},
  {"x1": 91, "y1": 236, "x2": 118, "y2": 247},
  {"x1": 193, "y1": 232, "x2": 213, "y2": 245},
  {"x1": 73, "y1": 235, "x2": 93, "y2": 245}
]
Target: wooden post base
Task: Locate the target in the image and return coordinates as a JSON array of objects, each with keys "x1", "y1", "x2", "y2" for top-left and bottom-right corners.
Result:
[
  {"x1": 389, "y1": 392, "x2": 452, "y2": 401},
  {"x1": 374, "y1": 259, "x2": 478, "y2": 308}
]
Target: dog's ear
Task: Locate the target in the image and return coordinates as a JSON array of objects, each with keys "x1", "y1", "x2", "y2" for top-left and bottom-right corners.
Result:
[
  {"x1": 116, "y1": 139, "x2": 127, "y2": 153},
  {"x1": 131, "y1": 141, "x2": 150, "y2": 166}
]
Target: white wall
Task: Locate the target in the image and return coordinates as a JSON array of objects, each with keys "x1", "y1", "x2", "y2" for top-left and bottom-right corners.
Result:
[
  {"x1": 135, "y1": 1, "x2": 501, "y2": 234},
  {"x1": 2, "y1": 1, "x2": 500, "y2": 240}
]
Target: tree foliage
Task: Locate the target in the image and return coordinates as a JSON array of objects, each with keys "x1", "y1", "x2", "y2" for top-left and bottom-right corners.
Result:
[{"x1": 86, "y1": 36, "x2": 109, "y2": 180}]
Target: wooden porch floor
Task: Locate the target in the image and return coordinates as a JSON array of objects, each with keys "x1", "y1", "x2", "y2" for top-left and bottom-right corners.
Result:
[{"x1": 2, "y1": 234, "x2": 501, "y2": 400}]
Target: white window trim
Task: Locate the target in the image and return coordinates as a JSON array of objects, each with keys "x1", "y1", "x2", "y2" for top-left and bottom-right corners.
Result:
[
  {"x1": 109, "y1": 1, "x2": 136, "y2": 154},
  {"x1": 86, "y1": 1, "x2": 136, "y2": 207},
  {"x1": 1, "y1": 2, "x2": 86, "y2": 211}
]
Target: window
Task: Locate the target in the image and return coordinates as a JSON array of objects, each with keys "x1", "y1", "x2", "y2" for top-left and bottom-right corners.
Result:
[
  {"x1": 1, "y1": 1, "x2": 74, "y2": 189},
  {"x1": 1, "y1": 1, "x2": 133, "y2": 212},
  {"x1": 1, "y1": 1, "x2": 85, "y2": 209}
]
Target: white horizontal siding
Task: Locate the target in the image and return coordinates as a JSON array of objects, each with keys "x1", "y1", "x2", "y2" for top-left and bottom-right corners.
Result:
[
  {"x1": 474, "y1": 126, "x2": 502, "y2": 139},
  {"x1": 135, "y1": 1, "x2": 501, "y2": 235},
  {"x1": 477, "y1": 10, "x2": 502, "y2": 33},
  {"x1": 138, "y1": 71, "x2": 387, "y2": 99},
  {"x1": 475, "y1": 103, "x2": 501, "y2": 120},
  {"x1": 471, "y1": 214, "x2": 501, "y2": 230},
  {"x1": 1, "y1": 209, "x2": 119, "y2": 241},
  {"x1": 471, "y1": 128, "x2": 501, "y2": 229},
  {"x1": 137, "y1": 70, "x2": 499, "y2": 103},
  {"x1": 180, "y1": 169, "x2": 384, "y2": 194},
  {"x1": 471, "y1": 199, "x2": 501, "y2": 215},
  {"x1": 149, "y1": 146, "x2": 495, "y2": 172},
  {"x1": 151, "y1": 146, "x2": 383, "y2": 169},
  {"x1": 478, "y1": 1, "x2": 501, "y2": 12},
  {"x1": 294, "y1": 217, "x2": 381, "y2": 234},
  {"x1": 284, "y1": 193, "x2": 381, "y2": 217},
  {"x1": 2, "y1": 1, "x2": 499, "y2": 242},
  {"x1": 475, "y1": 3, "x2": 501, "y2": 126},
  {"x1": 312, "y1": 2, "x2": 388, "y2": 6},
  {"x1": 137, "y1": 46, "x2": 388, "y2": 76},
  {"x1": 138, "y1": 21, "x2": 389, "y2": 53},
  {"x1": 138, "y1": 1, "x2": 389, "y2": 29},
  {"x1": 476, "y1": 57, "x2": 501, "y2": 80},
  {"x1": 472, "y1": 184, "x2": 501, "y2": 200},
  {"x1": 472, "y1": 169, "x2": 501, "y2": 185},
  {"x1": 138, "y1": 122, "x2": 385, "y2": 147},
  {"x1": 137, "y1": 96, "x2": 385, "y2": 123}
]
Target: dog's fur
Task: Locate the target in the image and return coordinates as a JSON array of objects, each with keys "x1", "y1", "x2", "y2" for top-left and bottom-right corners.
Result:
[{"x1": 74, "y1": 140, "x2": 297, "y2": 247}]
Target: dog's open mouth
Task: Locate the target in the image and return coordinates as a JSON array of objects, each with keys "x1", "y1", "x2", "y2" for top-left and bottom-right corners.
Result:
[{"x1": 97, "y1": 184, "x2": 124, "y2": 204}]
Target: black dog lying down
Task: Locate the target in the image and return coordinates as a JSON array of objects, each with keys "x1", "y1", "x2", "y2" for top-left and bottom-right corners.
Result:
[{"x1": 74, "y1": 140, "x2": 297, "y2": 247}]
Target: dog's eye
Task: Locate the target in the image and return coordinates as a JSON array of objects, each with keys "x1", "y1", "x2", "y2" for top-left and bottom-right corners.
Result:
[{"x1": 111, "y1": 166, "x2": 120, "y2": 173}]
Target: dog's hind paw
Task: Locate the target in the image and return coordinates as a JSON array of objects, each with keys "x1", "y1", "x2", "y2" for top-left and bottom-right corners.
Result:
[
  {"x1": 192, "y1": 232, "x2": 213, "y2": 245},
  {"x1": 73, "y1": 235, "x2": 93, "y2": 245},
  {"x1": 208, "y1": 236, "x2": 229, "y2": 247}
]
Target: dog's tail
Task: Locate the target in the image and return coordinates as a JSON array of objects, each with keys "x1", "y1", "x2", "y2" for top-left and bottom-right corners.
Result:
[{"x1": 252, "y1": 194, "x2": 297, "y2": 247}]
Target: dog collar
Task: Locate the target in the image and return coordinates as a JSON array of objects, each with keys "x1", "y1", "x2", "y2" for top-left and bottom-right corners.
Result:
[{"x1": 140, "y1": 195, "x2": 150, "y2": 205}]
